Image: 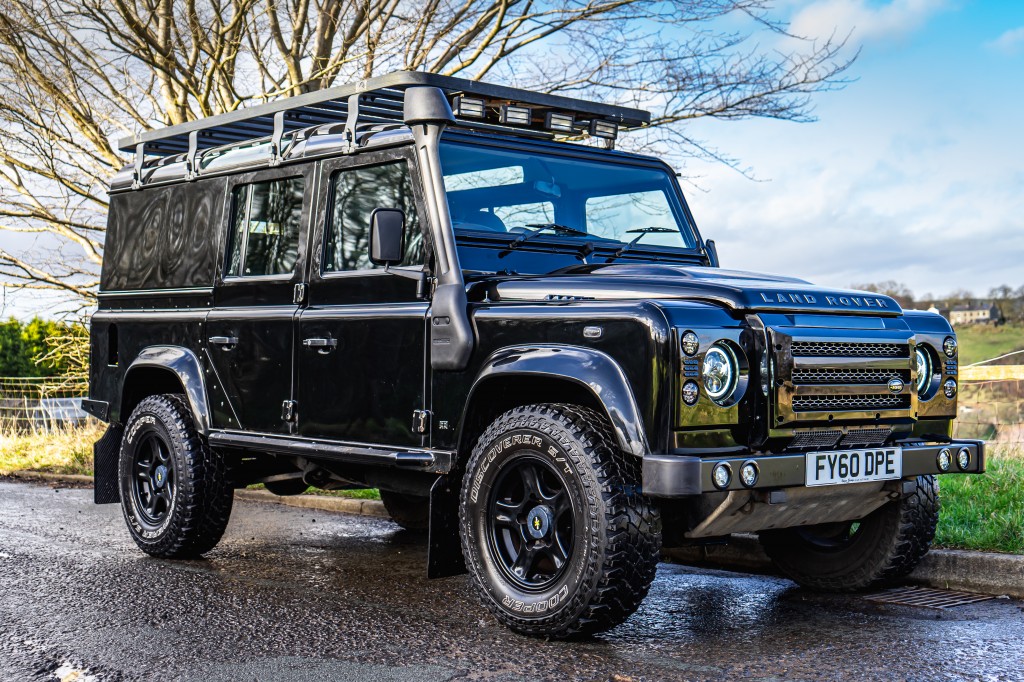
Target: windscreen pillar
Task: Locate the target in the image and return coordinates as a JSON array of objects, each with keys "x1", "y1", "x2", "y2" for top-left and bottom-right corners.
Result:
[{"x1": 404, "y1": 86, "x2": 475, "y2": 371}]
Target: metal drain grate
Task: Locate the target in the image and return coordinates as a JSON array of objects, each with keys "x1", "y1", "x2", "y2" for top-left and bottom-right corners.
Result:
[{"x1": 865, "y1": 586, "x2": 995, "y2": 609}]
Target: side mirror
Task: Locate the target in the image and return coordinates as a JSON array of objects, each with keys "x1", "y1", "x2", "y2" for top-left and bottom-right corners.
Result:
[
  {"x1": 705, "y1": 239, "x2": 720, "y2": 268},
  {"x1": 369, "y1": 208, "x2": 406, "y2": 267}
]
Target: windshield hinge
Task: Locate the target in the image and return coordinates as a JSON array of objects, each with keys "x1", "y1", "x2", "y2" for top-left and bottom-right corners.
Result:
[
  {"x1": 282, "y1": 400, "x2": 297, "y2": 423},
  {"x1": 412, "y1": 409, "x2": 431, "y2": 434},
  {"x1": 293, "y1": 283, "x2": 307, "y2": 305}
]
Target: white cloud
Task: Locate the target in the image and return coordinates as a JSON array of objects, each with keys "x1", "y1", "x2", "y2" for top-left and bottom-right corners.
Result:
[
  {"x1": 790, "y1": 0, "x2": 948, "y2": 44},
  {"x1": 987, "y1": 26, "x2": 1024, "y2": 55}
]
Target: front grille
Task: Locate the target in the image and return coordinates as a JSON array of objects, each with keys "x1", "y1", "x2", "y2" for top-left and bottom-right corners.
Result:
[
  {"x1": 840, "y1": 428, "x2": 893, "y2": 448},
  {"x1": 792, "y1": 394, "x2": 910, "y2": 412},
  {"x1": 792, "y1": 341, "x2": 907, "y2": 357},
  {"x1": 789, "y1": 429, "x2": 842, "y2": 450},
  {"x1": 792, "y1": 367, "x2": 911, "y2": 385}
]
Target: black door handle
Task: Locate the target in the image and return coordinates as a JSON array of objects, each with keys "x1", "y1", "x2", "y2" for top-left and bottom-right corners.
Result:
[{"x1": 209, "y1": 336, "x2": 239, "y2": 347}]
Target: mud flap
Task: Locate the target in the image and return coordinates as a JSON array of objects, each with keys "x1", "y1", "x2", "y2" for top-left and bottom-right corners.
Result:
[
  {"x1": 93, "y1": 423, "x2": 124, "y2": 504},
  {"x1": 427, "y1": 474, "x2": 466, "y2": 578}
]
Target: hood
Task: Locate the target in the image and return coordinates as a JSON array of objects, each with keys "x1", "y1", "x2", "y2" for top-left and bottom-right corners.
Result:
[{"x1": 482, "y1": 264, "x2": 903, "y2": 316}]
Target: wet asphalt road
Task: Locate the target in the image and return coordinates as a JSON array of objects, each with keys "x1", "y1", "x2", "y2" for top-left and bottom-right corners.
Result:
[{"x1": 1, "y1": 480, "x2": 1022, "y2": 682}]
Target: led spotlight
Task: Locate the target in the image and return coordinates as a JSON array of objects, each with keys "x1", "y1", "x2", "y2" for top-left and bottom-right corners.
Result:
[
  {"x1": 739, "y1": 461, "x2": 759, "y2": 488},
  {"x1": 957, "y1": 447, "x2": 971, "y2": 471},
  {"x1": 499, "y1": 105, "x2": 532, "y2": 126},
  {"x1": 712, "y1": 462, "x2": 732, "y2": 490},
  {"x1": 452, "y1": 96, "x2": 486, "y2": 118},
  {"x1": 681, "y1": 331, "x2": 699, "y2": 356},
  {"x1": 937, "y1": 448, "x2": 952, "y2": 472},
  {"x1": 544, "y1": 111, "x2": 574, "y2": 133},
  {"x1": 589, "y1": 119, "x2": 618, "y2": 139},
  {"x1": 682, "y1": 380, "x2": 700, "y2": 406}
]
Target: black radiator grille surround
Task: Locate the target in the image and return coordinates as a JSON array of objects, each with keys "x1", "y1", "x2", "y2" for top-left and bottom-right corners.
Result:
[
  {"x1": 792, "y1": 367, "x2": 912, "y2": 385},
  {"x1": 792, "y1": 394, "x2": 910, "y2": 412},
  {"x1": 792, "y1": 341, "x2": 908, "y2": 357}
]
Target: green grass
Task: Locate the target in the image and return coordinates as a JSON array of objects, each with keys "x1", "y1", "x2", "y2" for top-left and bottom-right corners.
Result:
[
  {"x1": 247, "y1": 483, "x2": 381, "y2": 500},
  {"x1": 955, "y1": 323, "x2": 1024, "y2": 366},
  {"x1": 935, "y1": 448, "x2": 1024, "y2": 554}
]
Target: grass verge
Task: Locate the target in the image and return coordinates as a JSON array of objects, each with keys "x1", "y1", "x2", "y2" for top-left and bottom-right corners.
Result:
[{"x1": 2, "y1": 422, "x2": 1019, "y2": 553}]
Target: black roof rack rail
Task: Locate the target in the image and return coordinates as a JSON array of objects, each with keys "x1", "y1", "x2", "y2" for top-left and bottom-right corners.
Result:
[{"x1": 117, "y1": 71, "x2": 651, "y2": 159}]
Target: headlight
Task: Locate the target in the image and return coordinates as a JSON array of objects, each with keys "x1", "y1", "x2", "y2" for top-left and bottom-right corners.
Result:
[
  {"x1": 914, "y1": 346, "x2": 931, "y2": 394},
  {"x1": 702, "y1": 344, "x2": 738, "y2": 404}
]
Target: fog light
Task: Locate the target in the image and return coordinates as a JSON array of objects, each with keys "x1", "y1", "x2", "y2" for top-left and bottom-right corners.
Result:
[
  {"x1": 681, "y1": 331, "x2": 699, "y2": 356},
  {"x1": 937, "y1": 448, "x2": 952, "y2": 472},
  {"x1": 739, "y1": 461, "x2": 759, "y2": 488},
  {"x1": 957, "y1": 447, "x2": 971, "y2": 470},
  {"x1": 682, "y1": 380, "x2": 699, "y2": 406},
  {"x1": 712, "y1": 462, "x2": 732, "y2": 490},
  {"x1": 943, "y1": 336, "x2": 958, "y2": 358},
  {"x1": 943, "y1": 378, "x2": 957, "y2": 399}
]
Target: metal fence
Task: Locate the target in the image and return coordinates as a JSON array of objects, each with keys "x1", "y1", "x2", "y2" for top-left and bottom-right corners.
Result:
[{"x1": 0, "y1": 376, "x2": 89, "y2": 432}]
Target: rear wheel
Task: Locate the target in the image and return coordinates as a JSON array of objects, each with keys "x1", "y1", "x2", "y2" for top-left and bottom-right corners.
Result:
[
  {"x1": 759, "y1": 475, "x2": 939, "y2": 591},
  {"x1": 380, "y1": 490, "x2": 430, "y2": 531},
  {"x1": 119, "y1": 394, "x2": 233, "y2": 558},
  {"x1": 460, "y1": 404, "x2": 661, "y2": 638}
]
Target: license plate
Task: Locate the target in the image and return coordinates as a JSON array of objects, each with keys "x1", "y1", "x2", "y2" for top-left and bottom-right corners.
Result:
[{"x1": 805, "y1": 447, "x2": 902, "y2": 487}]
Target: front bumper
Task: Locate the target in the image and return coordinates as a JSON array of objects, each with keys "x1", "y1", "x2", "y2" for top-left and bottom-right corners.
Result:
[{"x1": 642, "y1": 439, "x2": 985, "y2": 497}]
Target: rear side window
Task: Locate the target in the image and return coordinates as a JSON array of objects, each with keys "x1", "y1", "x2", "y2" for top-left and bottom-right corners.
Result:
[
  {"x1": 227, "y1": 176, "x2": 305, "y2": 277},
  {"x1": 324, "y1": 161, "x2": 421, "y2": 273}
]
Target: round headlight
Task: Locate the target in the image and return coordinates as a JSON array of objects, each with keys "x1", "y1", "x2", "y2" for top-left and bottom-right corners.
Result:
[
  {"x1": 681, "y1": 380, "x2": 700, "y2": 406},
  {"x1": 957, "y1": 448, "x2": 971, "y2": 470},
  {"x1": 681, "y1": 331, "x2": 700, "y2": 356},
  {"x1": 943, "y1": 378, "x2": 957, "y2": 399},
  {"x1": 914, "y1": 347, "x2": 931, "y2": 394},
  {"x1": 702, "y1": 344, "x2": 738, "y2": 404},
  {"x1": 937, "y1": 448, "x2": 952, "y2": 472},
  {"x1": 943, "y1": 336, "x2": 958, "y2": 358}
]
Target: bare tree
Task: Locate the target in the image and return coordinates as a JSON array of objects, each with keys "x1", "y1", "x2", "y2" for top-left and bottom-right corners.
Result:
[
  {"x1": 0, "y1": 0, "x2": 852, "y2": 307},
  {"x1": 852, "y1": 280, "x2": 916, "y2": 309}
]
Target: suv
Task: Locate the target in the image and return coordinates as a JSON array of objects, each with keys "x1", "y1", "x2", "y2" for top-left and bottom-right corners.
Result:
[{"x1": 86, "y1": 72, "x2": 983, "y2": 638}]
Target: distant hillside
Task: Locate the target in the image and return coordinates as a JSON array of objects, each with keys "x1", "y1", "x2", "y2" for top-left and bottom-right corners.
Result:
[{"x1": 956, "y1": 324, "x2": 1024, "y2": 366}]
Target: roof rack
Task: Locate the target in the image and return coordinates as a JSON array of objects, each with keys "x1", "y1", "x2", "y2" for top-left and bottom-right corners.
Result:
[{"x1": 118, "y1": 71, "x2": 651, "y2": 166}]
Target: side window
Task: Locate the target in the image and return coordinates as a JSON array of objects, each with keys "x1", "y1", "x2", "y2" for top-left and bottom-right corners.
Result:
[
  {"x1": 227, "y1": 176, "x2": 305, "y2": 277},
  {"x1": 324, "y1": 161, "x2": 422, "y2": 273}
]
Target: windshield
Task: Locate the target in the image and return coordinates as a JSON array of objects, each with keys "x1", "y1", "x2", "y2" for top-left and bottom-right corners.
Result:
[{"x1": 439, "y1": 141, "x2": 698, "y2": 272}]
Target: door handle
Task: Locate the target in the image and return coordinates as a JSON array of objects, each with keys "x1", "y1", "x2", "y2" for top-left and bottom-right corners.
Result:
[
  {"x1": 209, "y1": 336, "x2": 239, "y2": 347},
  {"x1": 303, "y1": 337, "x2": 338, "y2": 353}
]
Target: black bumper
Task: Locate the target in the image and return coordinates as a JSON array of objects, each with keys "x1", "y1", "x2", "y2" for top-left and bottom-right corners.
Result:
[{"x1": 642, "y1": 439, "x2": 985, "y2": 497}]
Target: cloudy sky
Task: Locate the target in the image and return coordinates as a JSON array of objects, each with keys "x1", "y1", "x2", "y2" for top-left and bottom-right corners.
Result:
[{"x1": 681, "y1": 0, "x2": 1024, "y2": 300}]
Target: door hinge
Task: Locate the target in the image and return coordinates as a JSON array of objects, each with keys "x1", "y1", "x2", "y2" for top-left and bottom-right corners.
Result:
[
  {"x1": 412, "y1": 409, "x2": 431, "y2": 434},
  {"x1": 282, "y1": 400, "x2": 298, "y2": 423},
  {"x1": 293, "y1": 283, "x2": 307, "y2": 305}
]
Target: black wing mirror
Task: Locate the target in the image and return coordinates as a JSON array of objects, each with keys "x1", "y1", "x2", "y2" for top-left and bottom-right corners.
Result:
[
  {"x1": 369, "y1": 208, "x2": 406, "y2": 267},
  {"x1": 704, "y1": 239, "x2": 720, "y2": 268}
]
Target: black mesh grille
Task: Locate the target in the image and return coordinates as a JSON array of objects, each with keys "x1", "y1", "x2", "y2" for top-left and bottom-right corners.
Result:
[
  {"x1": 789, "y1": 429, "x2": 843, "y2": 450},
  {"x1": 792, "y1": 394, "x2": 910, "y2": 412},
  {"x1": 839, "y1": 428, "x2": 893, "y2": 447},
  {"x1": 792, "y1": 368, "x2": 911, "y2": 385},
  {"x1": 792, "y1": 341, "x2": 908, "y2": 358}
]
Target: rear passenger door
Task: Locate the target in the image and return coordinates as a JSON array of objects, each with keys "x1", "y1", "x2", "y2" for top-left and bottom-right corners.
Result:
[
  {"x1": 296, "y1": 150, "x2": 428, "y2": 447},
  {"x1": 206, "y1": 165, "x2": 312, "y2": 434}
]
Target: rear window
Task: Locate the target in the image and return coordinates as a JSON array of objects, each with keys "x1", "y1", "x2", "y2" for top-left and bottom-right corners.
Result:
[{"x1": 227, "y1": 176, "x2": 305, "y2": 277}]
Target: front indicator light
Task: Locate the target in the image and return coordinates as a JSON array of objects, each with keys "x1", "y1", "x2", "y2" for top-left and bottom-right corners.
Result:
[
  {"x1": 739, "y1": 461, "x2": 759, "y2": 488},
  {"x1": 712, "y1": 462, "x2": 732, "y2": 490},
  {"x1": 702, "y1": 344, "x2": 738, "y2": 404},
  {"x1": 682, "y1": 380, "x2": 700, "y2": 406},
  {"x1": 943, "y1": 336, "x2": 958, "y2": 358},
  {"x1": 937, "y1": 448, "x2": 952, "y2": 472},
  {"x1": 943, "y1": 378, "x2": 957, "y2": 399},
  {"x1": 957, "y1": 448, "x2": 971, "y2": 470},
  {"x1": 681, "y1": 331, "x2": 699, "y2": 356}
]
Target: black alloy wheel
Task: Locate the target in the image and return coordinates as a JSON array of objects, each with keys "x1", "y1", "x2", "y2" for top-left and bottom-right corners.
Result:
[
  {"x1": 488, "y1": 454, "x2": 574, "y2": 591},
  {"x1": 130, "y1": 431, "x2": 176, "y2": 528}
]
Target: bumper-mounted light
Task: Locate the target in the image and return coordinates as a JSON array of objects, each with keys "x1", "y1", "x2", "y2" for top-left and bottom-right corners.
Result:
[
  {"x1": 739, "y1": 460, "x2": 759, "y2": 488},
  {"x1": 712, "y1": 462, "x2": 732, "y2": 490},
  {"x1": 937, "y1": 448, "x2": 952, "y2": 472},
  {"x1": 956, "y1": 447, "x2": 971, "y2": 470}
]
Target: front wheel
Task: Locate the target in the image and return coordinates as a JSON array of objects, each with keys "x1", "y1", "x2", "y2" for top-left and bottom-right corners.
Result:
[
  {"x1": 119, "y1": 394, "x2": 233, "y2": 558},
  {"x1": 759, "y1": 475, "x2": 939, "y2": 591},
  {"x1": 460, "y1": 404, "x2": 661, "y2": 638}
]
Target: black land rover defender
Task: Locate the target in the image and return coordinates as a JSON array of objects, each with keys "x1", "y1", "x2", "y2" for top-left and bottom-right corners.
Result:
[{"x1": 86, "y1": 72, "x2": 983, "y2": 638}]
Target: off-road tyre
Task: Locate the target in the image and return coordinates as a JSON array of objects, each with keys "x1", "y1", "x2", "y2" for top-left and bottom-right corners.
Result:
[
  {"x1": 459, "y1": 404, "x2": 661, "y2": 638},
  {"x1": 380, "y1": 490, "x2": 430, "y2": 531},
  {"x1": 758, "y1": 475, "x2": 939, "y2": 591},
  {"x1": 119, "y1": 394, "x2": 233, "y2": 558}
]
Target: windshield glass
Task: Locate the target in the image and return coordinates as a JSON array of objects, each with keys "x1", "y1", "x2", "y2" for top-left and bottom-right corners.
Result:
[{"x1": 439, "y1": 141, "x2": 697, "y2": 258}]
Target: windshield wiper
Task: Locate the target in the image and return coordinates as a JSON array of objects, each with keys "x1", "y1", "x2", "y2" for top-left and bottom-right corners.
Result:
[
  {"x1": 506, "y1": 223, "x2": 589, "y2": 250},
  {"x1": 604, "y1": 227, "x2": 677, "y2": 263}
]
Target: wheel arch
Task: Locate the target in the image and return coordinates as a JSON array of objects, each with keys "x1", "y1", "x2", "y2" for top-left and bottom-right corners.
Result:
[
  {"x1": 458, "y1": 345, "x2": 649, "y2": 460},
  {"x1": 120, "y1": 346, "x2": 211, "y2": 434}
]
